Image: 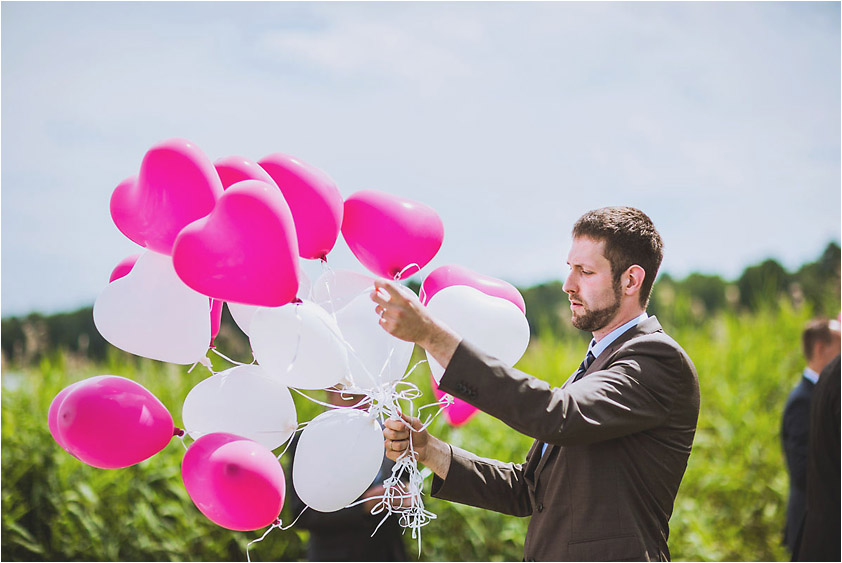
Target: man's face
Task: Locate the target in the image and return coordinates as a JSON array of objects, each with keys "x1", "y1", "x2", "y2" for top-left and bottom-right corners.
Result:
[
  {"x1": 816, "y1": 330, "x2": 842, "y2": 371},
  {"x1": 562, "y1": 236, "x2": 622, "y2": 333}
]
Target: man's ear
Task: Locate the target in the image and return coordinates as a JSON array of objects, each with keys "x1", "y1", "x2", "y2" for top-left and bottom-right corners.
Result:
[{"x1": 623, "y1": 265, "x2": 646, "y2": 297}]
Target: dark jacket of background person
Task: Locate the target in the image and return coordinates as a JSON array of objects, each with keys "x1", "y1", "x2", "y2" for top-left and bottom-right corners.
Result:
[
  {"x1": 794, "y1": 354, "x2": 840, "y2": 562},
  {"x1": 431, "y1": 317, "x2": 700, "y2": 562},
  {"x1": 286, "y1": 435, "x2": 407, "y2": 562},
  {"x1": 780, "y1": 373, "x2": 815, "y2": 552}
]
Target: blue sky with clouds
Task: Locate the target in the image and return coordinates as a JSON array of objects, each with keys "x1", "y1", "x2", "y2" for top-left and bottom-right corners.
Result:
[{"x1": 2, "y1": 1, "x2": 839, "y2": 317}]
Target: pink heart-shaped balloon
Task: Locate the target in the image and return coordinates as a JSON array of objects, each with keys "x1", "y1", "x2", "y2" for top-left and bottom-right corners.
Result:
[
  {"x1": 342, "y1": 190, "x2": 444, "y2": 280},
  {"x1": 421, "y1": 264, "x2": 526, "y2": 314},
  {"x1": 172, "y1": 180, "x2": 300, "y2": 307},
  {"x1": 210, "y1": 298, "x2": 223, "y2": 344},
  {"x1": 430, "y1": 373, "x2": 479, "y2": 427},
  {"x1": 215, "y1": 155, "x2": 278, "y2": 190},
  {"x1": 110, "y1": 138, "x2": 223, "y2": 255},
  {"x1": 109, "y1": 253, "x2": 141, "y2": 282},
  {"x1": 258, "y1": 153, "x2": 343, "y2": 260}
]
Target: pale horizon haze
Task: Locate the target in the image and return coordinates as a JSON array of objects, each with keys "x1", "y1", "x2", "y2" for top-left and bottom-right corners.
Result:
[{"x1": 2, "y1": 1, "x2": 840, "y2": 317}]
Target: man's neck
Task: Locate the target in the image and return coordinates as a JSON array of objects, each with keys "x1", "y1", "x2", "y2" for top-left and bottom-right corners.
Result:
[
  {"x1": 807, "y1": 359, "x2": 827, "y2": 376},
  {"x1": 593, "y1": 308, "x2": 646, "y2": 343}
]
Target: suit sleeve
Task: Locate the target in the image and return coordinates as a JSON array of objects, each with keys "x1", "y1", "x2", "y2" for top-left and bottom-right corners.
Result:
[
  {"x1": 430, "y1": 443, "x2": 535, "y2": 517},
  {"x1": 782, "y1": 394, "x2": 810, "y2": 491},
  {"x1": 439, "y1": 338, "x2": 686, "y2": 447}
]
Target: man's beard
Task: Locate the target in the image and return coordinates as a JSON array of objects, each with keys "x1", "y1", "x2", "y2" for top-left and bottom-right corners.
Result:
[{"x1": 571, "y1": 279, "x2": 622, "y2": 332}]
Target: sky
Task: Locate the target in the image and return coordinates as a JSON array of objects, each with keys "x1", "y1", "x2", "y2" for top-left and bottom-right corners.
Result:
[{"x1": 1, "y1": 1, "x2": 840, "y2": 317}]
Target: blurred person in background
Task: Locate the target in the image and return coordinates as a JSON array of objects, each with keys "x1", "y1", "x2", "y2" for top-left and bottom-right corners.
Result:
[
  {"x1": 794, "y1": 352, "x2": 840, "y2": 562},
  {"x1": 285, "y1": 388, "x2": 407, "y2": 562},
  {"x1": 373, "y1": 207, "x2": 700, "y2": 562},
  {"x1": 781, "y1": 318, "x2": 841, "y2": 555}
]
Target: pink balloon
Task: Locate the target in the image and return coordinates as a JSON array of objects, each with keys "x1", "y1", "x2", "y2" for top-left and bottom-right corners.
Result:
[
  {"x1": 430, "y1": 373, "x2": 479, "y2": 427},
  {"x1": 172, "y1": 180, "x2": 300, "y2": 307},
  {"x1": 258, "y1": 153, "x2": 343, "y2": 260},
  {"x1": 110, "y1": 138, "x2": 223, "y2": 255},
  {"x1": 214, "y1": 155, "x2": 277, "y2": 190},
  {"x1": 210, "y1": 299, "x2": 223, "y2": 343},
  {"x1": 421, "y1": 265, "x2": 526, "y2": 314},
  {"x1": 342, "y1": 190, "x2": 444, "y2": 280},
  {"x1": 48, "y1": 376, "x2": 110, "y2": 453},
  {"x1": 182, "y1": 433, "x2": 286, "y2": 531},
  {"x1": 109, "y1": 254, "x2": 141, "y2": 283},
  {"x1": 56, "y1": 375, "x2": 174, "y2": 469}
]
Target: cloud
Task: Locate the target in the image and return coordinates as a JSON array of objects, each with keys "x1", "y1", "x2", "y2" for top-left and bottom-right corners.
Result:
[{"x1": 1, "y1": 1, "x2": 839, "y2": 315}]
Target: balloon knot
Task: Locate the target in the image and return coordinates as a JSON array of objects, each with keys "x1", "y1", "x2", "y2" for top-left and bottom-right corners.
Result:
[
  {"x1": 173, "y1": 427, "x2": 185, "y2": 437},
  {"x1": 272, "y1": 518, "x2": 281, "y2": 526},
  {"x1": 292, "y1": 298, "x2": 303, "y2": 304}
]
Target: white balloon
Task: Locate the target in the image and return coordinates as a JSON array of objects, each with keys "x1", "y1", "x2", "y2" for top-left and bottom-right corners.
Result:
[
  {"x1": 250, "y1": 300, "x2": 349, "y2": 390},
  {"x1": 227, "y1": 269, "x2": 313, "y2": 337},
  {"x1": 292, "y1": 408, "x2": 383, "y2": 512},
  {"x1": 93, "y1": 250, "x2": 210, "y2": 364},
  {"x1": 311, "y1": 269, "x2": 375, "y2": 315},
  {"x1": 335, "y1": 291, "x2": 413, "y2": 388},
  {"x1": 297, "y1": 265, "x2": 313, "y2": 301},
  {"x1": 226, "y1": 302, "x2": 261, "y2": 337},
  {"x1": 426, "y1": 285, "x2": 530, "y2": 383},
  {"x1": 182, "y1": 364, "x2": 297, "y2": 451}
]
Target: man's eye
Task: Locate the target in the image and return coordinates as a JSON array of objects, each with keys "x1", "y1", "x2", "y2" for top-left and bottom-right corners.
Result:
[{"x1": 582, "y1": 271, "x2": 593, "y2": 275}]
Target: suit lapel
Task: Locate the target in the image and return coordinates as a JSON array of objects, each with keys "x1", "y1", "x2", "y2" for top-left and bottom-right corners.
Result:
[
  {"x1": 577, "y1": 316, "x2": 663, "y2": 380},
  {"x1": 536, "y1": 318, "x2": 665, "y2": 481}
]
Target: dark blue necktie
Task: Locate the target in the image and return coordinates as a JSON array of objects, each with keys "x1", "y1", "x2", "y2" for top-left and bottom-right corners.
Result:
[
  {"x1": 540, "y1": 350, "x2": 598, "y2": 458},
  {"x1": 572, "y1": 350, "x2": 596, "y2": 383}
]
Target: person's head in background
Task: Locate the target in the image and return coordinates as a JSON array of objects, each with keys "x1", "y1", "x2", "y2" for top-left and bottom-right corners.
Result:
[{"x1": 803, "y1": 318, "x2": 841, "y2": 375}]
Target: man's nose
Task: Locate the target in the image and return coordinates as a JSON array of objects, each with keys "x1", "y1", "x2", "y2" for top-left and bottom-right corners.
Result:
[{"x1": 562, "y1": 274, "x2": 575, "y2": 294}]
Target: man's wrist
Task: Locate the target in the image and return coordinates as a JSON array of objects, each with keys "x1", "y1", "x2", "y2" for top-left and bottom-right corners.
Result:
[
  {"x1": 419, "y1": 321, "x2": 462, "y2": 369},
  {"x1": 426, "y1": 436, "x2": 452, "y2": 480}
]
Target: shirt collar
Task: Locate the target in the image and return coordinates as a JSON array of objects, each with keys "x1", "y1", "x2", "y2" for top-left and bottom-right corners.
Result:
[
  {"x1": 803, "y1": 367, "x2": 820, "y2": 384},
  {"x1": 588, "y1": 312, "x2": 649, "y2": 359}
]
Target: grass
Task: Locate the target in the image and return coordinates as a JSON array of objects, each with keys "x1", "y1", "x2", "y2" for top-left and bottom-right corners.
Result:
[{"x1": 1, "y1": 302, "x2": 809, "y2": 561}]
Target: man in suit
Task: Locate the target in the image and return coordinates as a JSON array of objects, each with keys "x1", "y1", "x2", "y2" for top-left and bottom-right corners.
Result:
[
  {"x1": 795, "y1": 353, "x2": 841, "y2": 561},
  {"x1": 372, "y1": 207, "x2": 700, "y2": 561},
  {"x1": 781, "y1": 319, "x2": 841, "y2": 554}
]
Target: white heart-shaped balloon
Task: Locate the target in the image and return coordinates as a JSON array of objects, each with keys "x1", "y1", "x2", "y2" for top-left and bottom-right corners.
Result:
[
  {"x1": 227, "y1": 268, "x2": 312, "y2": 336},
  {"x1": 426, "y1": 285, "x2": 530, "y2": 383},
  {"x1": 292, "y1": 408, "x2": 383, "y2": 512},
  {"x1": 335, "y1": 291, "x2": 413, "y2": 388},
  {"x1": 93, "y1": 250, "x2": 210, "y2": 364},
  {"x1": 250, "y1": 300, "x2": 349, "y2": 390},
  {"x1": 311, "y1": 269, "x2": 375, "y2": 315},
  {"x1": 182, "y1": 364, "x2": 297, "y2": 450}
]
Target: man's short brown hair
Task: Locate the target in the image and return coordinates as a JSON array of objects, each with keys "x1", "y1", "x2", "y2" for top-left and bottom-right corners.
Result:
[
  {"x1": 572, "y1": 207, "x2": 664, "y2": 308},
  {"x1": 802, "y1": 319, "x2": 838, "y2": 361}
]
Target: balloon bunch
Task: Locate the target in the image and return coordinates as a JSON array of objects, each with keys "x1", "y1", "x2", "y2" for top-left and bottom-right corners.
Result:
[{"x1": 48, "y1": 138, "x2": 531, "y2": 554}]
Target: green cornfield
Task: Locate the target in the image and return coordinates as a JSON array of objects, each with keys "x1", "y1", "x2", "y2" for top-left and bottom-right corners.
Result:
[{"x1": 2, "y1": 302, "x2": 808, "y2": 561}]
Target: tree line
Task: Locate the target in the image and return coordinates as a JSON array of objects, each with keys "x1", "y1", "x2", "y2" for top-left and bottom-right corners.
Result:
[{"x1": 2, "y1": 242, "x2": 839, "y2": 367}]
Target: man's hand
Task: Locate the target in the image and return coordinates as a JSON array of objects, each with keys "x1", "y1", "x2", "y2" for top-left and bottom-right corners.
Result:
[
  {"x1": 370, "y1": 279, "x2": 436, "y2": 344},
  {"x1": 383, "y1": 412, "x2": 452, "y2": 480},
  {"x1": 370, "y1": 279, "x2": 462, "y2": 369}
]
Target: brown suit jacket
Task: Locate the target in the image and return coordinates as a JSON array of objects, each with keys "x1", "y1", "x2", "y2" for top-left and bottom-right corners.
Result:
[{"x1": 431, "y1": 316, "x2": 700, "y2": 562}]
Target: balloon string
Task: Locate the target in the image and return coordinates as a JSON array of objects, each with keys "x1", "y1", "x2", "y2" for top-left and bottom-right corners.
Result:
[
  {"x1": 246, "y1": 519, "x2": 281, "y2": 562},
  {"x1": 210, "y1": 347, "x2": 251, "y2": 367},
  {"x1": 394, "y1": 263, "x2": 421, "y2": 280}
]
